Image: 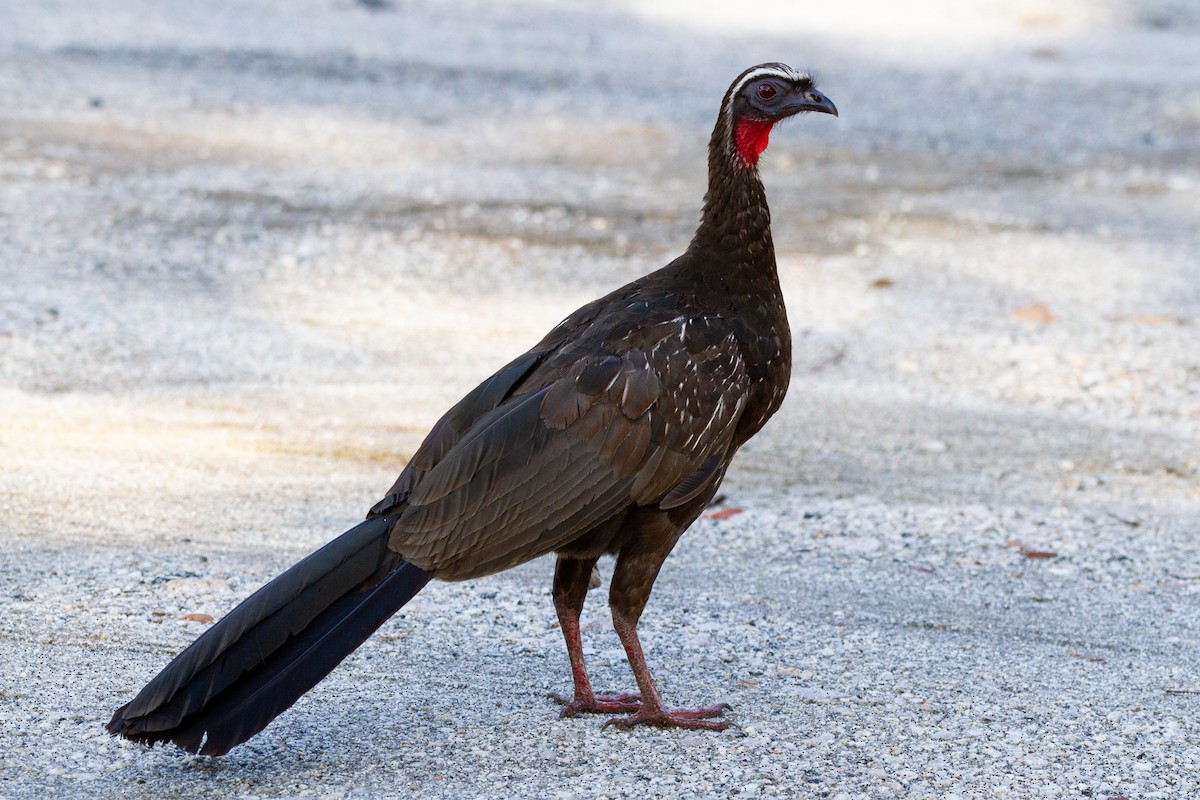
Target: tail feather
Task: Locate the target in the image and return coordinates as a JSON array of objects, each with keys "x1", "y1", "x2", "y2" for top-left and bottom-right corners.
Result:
[{"x1": 107, "y1": 515, "x2": 431, "y2": 755}]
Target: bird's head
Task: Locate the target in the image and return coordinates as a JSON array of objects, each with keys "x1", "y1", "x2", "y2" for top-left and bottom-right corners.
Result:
[{"x1": 722, "y1": 63, "x2": 838, "y2": 169}]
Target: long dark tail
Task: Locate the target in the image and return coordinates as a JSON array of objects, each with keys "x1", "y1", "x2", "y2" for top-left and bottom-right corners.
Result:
[{"x1": 106, "y1": 515, "x2": 431, "y2": 756}]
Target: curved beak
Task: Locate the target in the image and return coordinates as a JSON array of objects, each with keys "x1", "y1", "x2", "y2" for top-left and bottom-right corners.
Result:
[{"x1": 784, "y1": 88, "x2": 838, "y2": 118}]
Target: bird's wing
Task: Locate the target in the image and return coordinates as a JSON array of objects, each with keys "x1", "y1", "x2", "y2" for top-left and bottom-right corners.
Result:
[
  {"x1": 367, "y1": 288, "x2": 637, "y2": 519},
  {"x1": 367, "y1": 348, "x2": 549, "y2": 518},
  {"x1": 386, "y1": 314, "x2": 749, "y2": 579}
]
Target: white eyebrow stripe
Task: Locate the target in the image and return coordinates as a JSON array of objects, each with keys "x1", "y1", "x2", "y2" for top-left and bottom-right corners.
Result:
[{"x1": 725, "y1": 65, "x2": 811, "y2": 110}]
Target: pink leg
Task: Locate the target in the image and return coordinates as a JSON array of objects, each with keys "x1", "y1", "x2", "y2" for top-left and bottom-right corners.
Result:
[
  {"x1": 550, "y1": 556, "x2": 641, "y2": 717},
  {"x1": 601, "y1": 520, "x2": 733, "y2": 731},
  {"x1": 601, "y1": 608, "x2": 732, "y2": 730}
]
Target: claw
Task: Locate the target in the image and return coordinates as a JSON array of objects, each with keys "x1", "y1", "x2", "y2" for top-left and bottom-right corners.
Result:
[
  {"x1": 602, "y1": 702, "x2": 734, "y2": 731},
  {"x1": 551, "y1": 692, "x2": 642, "y2": 718},
  {"x1": 663, "y1": 702, "x2": 732, "y2": 720}
]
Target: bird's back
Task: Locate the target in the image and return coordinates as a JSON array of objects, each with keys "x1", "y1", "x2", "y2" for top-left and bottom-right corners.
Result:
[{"x1": 372, "y1": 247, "x2": 787, "y2": 580}]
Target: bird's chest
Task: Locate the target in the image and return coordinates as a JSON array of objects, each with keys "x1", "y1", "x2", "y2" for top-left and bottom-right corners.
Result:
[
  {"x1": 729, "y1": 299, "x2": 791, "y2": 444},
  {"x1": 736, "y1": 333, "x2": 790, "y2": 442}
]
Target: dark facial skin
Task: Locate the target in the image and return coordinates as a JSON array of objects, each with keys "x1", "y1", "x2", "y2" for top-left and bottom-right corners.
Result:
[{"x1": 733, "y1": 76, "x2": 838, "y2": 121}]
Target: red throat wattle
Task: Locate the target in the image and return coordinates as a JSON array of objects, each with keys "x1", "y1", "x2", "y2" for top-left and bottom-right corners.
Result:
[{"x1": 734, "y1": 117, "x2": 775, "y2": 168}]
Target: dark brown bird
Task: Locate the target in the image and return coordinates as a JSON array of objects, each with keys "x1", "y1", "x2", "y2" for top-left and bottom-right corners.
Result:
[{"x1": 106, "y1": 63, "x2": 837, "y2": 755}]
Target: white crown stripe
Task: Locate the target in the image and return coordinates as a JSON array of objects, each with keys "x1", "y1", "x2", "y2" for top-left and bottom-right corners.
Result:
[
  {"x1": 722, "y1": 65, "x2": 813, "y2": 119},
  {"x1": 730, "y1": 68, "x2": 798, "y2": 99}
]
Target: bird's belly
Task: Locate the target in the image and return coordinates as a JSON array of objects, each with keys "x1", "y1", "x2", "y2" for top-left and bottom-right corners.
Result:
[{"x1": 553, "y1": 505, "x2": 636, "y2": 559}]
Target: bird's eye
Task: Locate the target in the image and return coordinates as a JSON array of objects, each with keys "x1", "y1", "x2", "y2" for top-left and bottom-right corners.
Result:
[{"x1": 756, "y1": 83, "x2": 777, "y2": 101}]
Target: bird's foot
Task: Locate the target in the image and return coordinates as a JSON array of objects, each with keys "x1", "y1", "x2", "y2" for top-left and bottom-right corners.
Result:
[
  {"x1": 551, "y1": 691, "x2": 641, "y2": 718},
  {"x1": 602, "y1": 702, "x2": 734, "y2": 731}
]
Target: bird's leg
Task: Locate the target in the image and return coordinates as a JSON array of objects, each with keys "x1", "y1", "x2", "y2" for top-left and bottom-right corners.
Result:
[
  {"x1": 550, "y1": 556, "x2": 640, "y2": 717},
  {"x1": 602, "y1": 531, "x2": 732, "y2": 731},
  {"x1": 605, "y1": 610, "x2": 731, "y2": 729}
]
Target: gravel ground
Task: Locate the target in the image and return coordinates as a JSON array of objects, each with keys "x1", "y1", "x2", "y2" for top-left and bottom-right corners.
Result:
[{"x1": 2, "y1": 1, "x2": 1198, "y2": 798}]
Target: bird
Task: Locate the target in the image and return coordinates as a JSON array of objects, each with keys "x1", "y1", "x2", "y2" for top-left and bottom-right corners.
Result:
[{"x1": 106, "y1": 62, "x2": 838, "y2": 756}]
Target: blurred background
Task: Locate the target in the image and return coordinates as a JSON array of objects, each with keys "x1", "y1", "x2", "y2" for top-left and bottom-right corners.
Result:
[{"x1": 1, "y1": 1, "x2": 1197, "y2": 797}]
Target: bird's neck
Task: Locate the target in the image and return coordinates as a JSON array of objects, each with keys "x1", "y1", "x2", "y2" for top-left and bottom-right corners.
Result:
[{"x1": 687, "y1": 113, "x2": 779, "y2": 299}]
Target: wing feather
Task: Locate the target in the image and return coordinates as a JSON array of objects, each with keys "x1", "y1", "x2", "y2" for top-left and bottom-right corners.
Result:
[
  {"x1": 369, "y1": 349, "x2": 547, "y2": 517},
  {"x1": 383, "y1": 314, "x2": 752, "y2": 581}
]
